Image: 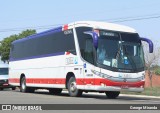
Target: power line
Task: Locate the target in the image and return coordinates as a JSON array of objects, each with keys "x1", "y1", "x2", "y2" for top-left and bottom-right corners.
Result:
[
  {"x1": 0, "y1": 14, "x2": 160, "y2": 33},
  {"x1": 109, "y1": 15, "x2": 160, "y2": 23},
  {"x1": 100, "y1": 13, "x2": 160, "y2": 22}
]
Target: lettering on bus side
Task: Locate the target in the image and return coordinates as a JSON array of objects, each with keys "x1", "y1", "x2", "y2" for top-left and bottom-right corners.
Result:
[
  {"x1": 65, "y1": 57, "x2": 74, "y2": 65},
  {"x1": 64, "y1": 30, "x2": 72, "y2": 35}
]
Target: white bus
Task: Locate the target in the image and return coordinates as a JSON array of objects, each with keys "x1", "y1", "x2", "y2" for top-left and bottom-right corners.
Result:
[{"x1": 9, "y1": 21, "x2": 153, "y2": 98}]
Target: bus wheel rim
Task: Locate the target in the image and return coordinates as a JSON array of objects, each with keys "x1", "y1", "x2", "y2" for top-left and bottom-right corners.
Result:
[
  {"x1": 70, "y1": 82, "x2": 77, "y2": 92},
  {"x1": 22, "y1": 79, "x2": 26, "y2": 89}
]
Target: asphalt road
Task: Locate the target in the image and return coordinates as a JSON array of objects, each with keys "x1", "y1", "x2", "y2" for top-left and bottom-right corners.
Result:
[{"x1": 0, "y1": 88, "x2": 160, "y2": 113}]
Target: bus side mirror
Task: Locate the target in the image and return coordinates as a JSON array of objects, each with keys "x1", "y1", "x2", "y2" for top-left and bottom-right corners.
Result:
[
  {"x1": 84, "y1": 31, "x2": 98, "y2": 49},
  {"x1": 140, "y1": 37, "x2": 153, "y2": 53}
]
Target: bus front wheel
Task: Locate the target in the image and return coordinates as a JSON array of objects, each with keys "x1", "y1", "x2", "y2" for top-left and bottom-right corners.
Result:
[
  {"x1": 20, "y1": 77, "x2": 27, "y2": 92},
  {"x1": 20, "y1": 77, "x2": 34, "y2": 93},
  {"x1": 67, "y1": 77, "x2": 82, "y2": 97},
  {"x1": 105, "y1": 91, "x2": 120, "y2": 99}
]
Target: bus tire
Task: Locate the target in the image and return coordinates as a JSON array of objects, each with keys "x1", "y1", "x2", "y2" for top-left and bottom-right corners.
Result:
[
  {"x1": 20, "y1": 77, "x2": 35, "y2": 93},
  {"x1": 49, "y1": 88, "x2": 62, "y2": 95},
  {"x1": 67, "y1": 77, "x2": 82, "y2": 97},
  {"x1": 105, "y1": 91, "x2": 120, "y2": 99},
  {"x1": 12, "y1": 87, "x2": 16, "y2": 90},
  {"x1": 20, "y1": 76, "x2": 28, "y2": 93}
]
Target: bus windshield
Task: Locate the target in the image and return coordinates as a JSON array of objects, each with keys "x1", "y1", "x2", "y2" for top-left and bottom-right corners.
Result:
[{"x1": 97, "y1": 30, "x2": 145, "y2": 72}]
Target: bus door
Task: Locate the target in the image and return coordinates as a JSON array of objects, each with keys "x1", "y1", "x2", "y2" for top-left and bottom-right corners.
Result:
[{"x1": 83, "y1": 38, "x2": 99, "y2": 90}]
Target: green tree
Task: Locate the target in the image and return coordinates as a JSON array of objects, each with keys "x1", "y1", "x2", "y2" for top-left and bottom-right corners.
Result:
[
  {"x1": 0, "y1": 29, "x2": 36, "y2": 63},
  {"x1": 143, "y1": 41, "x2": 160, "y2": 87}
]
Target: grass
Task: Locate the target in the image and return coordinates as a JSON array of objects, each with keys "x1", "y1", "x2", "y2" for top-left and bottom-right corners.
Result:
[{"x1": 121, "y1": 87, "x2": 160, "y2": 96}]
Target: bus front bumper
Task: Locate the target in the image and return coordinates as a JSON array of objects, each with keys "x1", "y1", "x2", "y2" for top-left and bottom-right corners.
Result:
[{"x1": 94, "y1": 85, "x2": 144, "y2": 92}]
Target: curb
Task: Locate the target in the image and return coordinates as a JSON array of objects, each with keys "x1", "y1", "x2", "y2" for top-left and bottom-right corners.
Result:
[
  {"x1": 120, "y1": 94, "x2": 160, "y2": 99},
  {"x1": 36, "y1": 89, "x2": 160, "y2": 99}
]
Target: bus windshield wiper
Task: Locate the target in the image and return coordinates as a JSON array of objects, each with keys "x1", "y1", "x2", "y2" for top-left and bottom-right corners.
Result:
[{"x1": 116, "y1": 33, "x2": 124, "y2": 62}]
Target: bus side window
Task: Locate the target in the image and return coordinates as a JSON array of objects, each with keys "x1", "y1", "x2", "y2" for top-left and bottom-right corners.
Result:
[{"x1": 84, "y1": 38, "x2": 94, "y2": 64}]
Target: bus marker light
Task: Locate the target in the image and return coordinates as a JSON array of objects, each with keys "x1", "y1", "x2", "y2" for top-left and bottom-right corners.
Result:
[{"x1": 63, "y1": 24, "x2": 68, "y2": 31}]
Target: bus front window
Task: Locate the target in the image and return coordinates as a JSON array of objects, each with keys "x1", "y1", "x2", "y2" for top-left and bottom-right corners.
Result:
[
  {"x1": 0, "y1": 68, "x2": 9, "y2": 75},
  {"x1": 97, "y1": 30, "x2": 145, "y2": 73}
]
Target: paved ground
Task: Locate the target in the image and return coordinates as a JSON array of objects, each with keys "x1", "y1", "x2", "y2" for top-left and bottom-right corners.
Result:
[{"x1": 0, "y1": 88, "x2": 160, "y2": 113}]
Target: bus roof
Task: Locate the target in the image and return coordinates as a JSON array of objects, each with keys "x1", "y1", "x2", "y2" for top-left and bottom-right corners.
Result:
[
  {"x1": 12, "y1": 21, "x2": 137, "y2": 44},
  {"x1": 73, "y1": 21, "x2": 136, "y2": 33}
]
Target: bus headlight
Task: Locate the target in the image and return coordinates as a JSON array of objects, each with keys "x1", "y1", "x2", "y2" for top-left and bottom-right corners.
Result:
[
  {"x1": 138, "y1": 75, "x2": 145, "y2": 80},
  {"x1": 101, "y1": 73, "x2": 111, "y2": 78},
  {"x1": 91, "y1": 70, "x2": 111, "y2": 79},
  {"x1": 4, "y1": 79, "x2": 8, "y2": 83},
  {"x1": 95, "y1": 71, "x2": 101, "y2": 76}
]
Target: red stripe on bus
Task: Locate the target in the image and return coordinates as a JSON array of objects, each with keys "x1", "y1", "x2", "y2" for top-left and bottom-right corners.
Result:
[
  {"x1": 76, "y1": 78, "x2": 144, "y2": 87},
  {"x1": 26, "y1": 78, "x2": 66, "y2": 84},
  {"x1": 9, "y1": 78, "x2": 144, "y2": 87},
  {"x1": 9, "y1": 78, "x2": 66, "y2": 84},
  {"x1": 9, "y1": 78, "x2": 20, "y2": 83}
]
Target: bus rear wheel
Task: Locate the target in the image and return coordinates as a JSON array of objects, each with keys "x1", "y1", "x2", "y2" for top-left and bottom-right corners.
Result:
[
  {"x1": 20, "y1": 77, "x2": 34, "y2": 93},
  {"x1": 105, "y1": 91, "x2": 120, "y2": 99},
  {"x1": 12, "y1": 87, "x2": 16, "y2": 90},
  {"x1": 67, "y1": 77, "x2": 82, "y2": 97},
  {"x1": 49, "y1": 88, "x2": 62, "y2": 95}
]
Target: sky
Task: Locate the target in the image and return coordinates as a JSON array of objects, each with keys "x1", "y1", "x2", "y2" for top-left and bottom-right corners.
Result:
[{"x1": 0, "y1": 0, "x2": 160, "y2": 44}]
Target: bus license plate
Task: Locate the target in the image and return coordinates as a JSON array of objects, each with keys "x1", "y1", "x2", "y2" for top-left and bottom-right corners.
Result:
[
  {"x1": 123, "y1": 74, "x2": 131, "y2": 78},
  {"x1": 121, "y1": 85, "x2": 129, "y2": 89}
]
